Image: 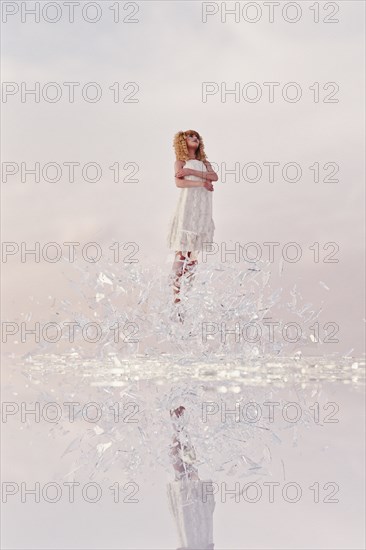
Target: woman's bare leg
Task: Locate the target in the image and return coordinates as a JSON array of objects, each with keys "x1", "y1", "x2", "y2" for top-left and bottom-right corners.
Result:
[
  {"x1": 171, "y1": 251, "x2": 198, "y2": 304},
  {"x1": 184, "y1": 251, "x2": 198, "y2": 292},
  {"x1": 169, "y1": 406, "x2": 199, "y2": 481}
]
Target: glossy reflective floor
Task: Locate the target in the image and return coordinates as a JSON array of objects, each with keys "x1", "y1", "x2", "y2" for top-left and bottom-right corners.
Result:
[
  {"x1": 2, "y1": 351, "x2": 365, "y2": 549},
  {"x1": 2, "y1": 254, "x2": 365, "y2": 549}
]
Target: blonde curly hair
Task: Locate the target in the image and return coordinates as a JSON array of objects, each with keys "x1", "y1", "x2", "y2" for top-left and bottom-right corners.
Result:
[{"x1": 173, "y1": 130, "x2": 208, "y2": 162}]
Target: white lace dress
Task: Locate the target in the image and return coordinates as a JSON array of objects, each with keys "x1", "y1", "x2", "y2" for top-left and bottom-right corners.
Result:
[
  {"x1": 167, "y1": 159, "x2": 215, "y2": 254},
  {"x1": 166, "y1": 479, "x2": 216, "y2": 550}
]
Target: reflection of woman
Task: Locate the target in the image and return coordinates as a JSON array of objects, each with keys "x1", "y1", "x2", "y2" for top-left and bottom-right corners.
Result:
[
  {"x1": 167, "y1": 406, "x2": 216, "y2": 550},
  {"x1": 167, "y1": 130, "x2": 218, "y2": 310}
]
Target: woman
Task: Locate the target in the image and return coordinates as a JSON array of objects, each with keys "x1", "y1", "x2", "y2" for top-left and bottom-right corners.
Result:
[
  {"x1": 167, "y1": 406, "x2": 216, "y2": 550},
  {"x1": 167, "y1": 130, "x2": 218, "y2": 310}
]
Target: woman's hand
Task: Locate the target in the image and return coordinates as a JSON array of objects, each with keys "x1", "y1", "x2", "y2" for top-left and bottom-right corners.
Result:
[
  {"x1": 203, "y1": 180, "x2": 214, "y2": 192},
  {"x1": 175, "y1": 168, "x2": 191, "y2": 178}
]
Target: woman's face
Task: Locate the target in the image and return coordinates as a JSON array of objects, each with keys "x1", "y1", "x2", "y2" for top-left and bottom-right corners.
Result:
[{"x1": 185, "y1": 132, "x2": 200, "y2": 149}]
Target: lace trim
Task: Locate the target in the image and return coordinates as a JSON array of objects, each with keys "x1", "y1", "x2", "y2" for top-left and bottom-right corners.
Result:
[{"x1": 167, "y1": 225, "x2": 215, "y2": 252}]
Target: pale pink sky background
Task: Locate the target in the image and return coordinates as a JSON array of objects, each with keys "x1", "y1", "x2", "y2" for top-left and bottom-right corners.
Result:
[
  {"x1": 1, "y1": 4, "x2": 365, "y2": 549},
  {"x1": 1, "y1": 1, "x2": 365, "y2": 355}
]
